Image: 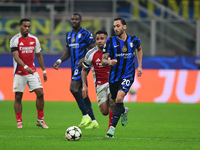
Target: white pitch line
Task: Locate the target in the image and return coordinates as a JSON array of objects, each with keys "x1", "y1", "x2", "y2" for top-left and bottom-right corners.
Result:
[{"x1": 0, "y1": 135, "x2": 199, "y2": 141}]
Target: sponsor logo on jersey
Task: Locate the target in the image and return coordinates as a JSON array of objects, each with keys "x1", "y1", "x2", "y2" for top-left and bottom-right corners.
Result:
[
  {"x1": 19, "y1": 46, "x2": 34, "y2": 53},
  {"x1": 115, "y1": 53, "x2": 132, "y2": 59},
  {"x1": 69, "y1": 43, "x2": 79, "y2": 48}
]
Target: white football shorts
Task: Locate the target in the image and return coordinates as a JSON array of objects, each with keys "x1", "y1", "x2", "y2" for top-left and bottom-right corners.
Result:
[
  {"x1": 96, "y1": 82, "x2": 110, "y2": 106},
  {"x1": 13, "y1": 72, "x2": 43, "y2": 92}
]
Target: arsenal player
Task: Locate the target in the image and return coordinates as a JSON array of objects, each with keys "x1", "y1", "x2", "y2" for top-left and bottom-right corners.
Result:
[{"x1": 10, "y1": 18, "x2": 48, "y2": 129}]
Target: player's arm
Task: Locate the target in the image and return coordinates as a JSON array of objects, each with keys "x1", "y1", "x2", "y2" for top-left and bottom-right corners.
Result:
[
  {"x1": 81, "y1": 65, "x2": 88, "y2": 98},
  {"x1": 136, "y1": 45, "x2": 143, "y2": 77},
  {"x1": 102, "y1": 53, "x2": 117, "y2": 66},
  {"x1": 12, "y1": 50, "x2": 34, "y2": 74},
  {"x1": 36, "y1": 52, "x2": 47, "y2": 82},
  {"x1": 53, "y1": 47, "x2": 70, "y2": 70},
  {"x1": 77, "y1": 57, "x2": 84, "y2": 68}
]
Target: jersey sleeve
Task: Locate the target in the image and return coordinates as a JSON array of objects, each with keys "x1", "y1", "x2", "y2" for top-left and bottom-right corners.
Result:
[
  {"x1": 83, "y1": 49, "x2": 94, "y2": 68},
  {"x1": 10, "y1": 36, "x2": 18, "y2": 52},
  {"x1": 66, "y1": 32, "x2": 69, "y2": 48},
  {"x1": 35, "y1": 37, "x2": 42, "y2": 53},
  {"x1": 135, "y1": 36, "x2": 141, "y2": 48}
]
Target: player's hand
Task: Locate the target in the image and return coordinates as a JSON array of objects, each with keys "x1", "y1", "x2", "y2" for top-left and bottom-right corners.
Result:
[
  {"x1": 43, "y1": 73, "x2": 47, "y2": 82},
  {"x1": 25, "y1": 67, "x2": 34, "y2": 74},
  {"x1": 82, "y1": 84, "x2": 88, "y2": 99},
  {"x1": 109, "y1": 59, "x2": 117, "y2": 66},
  {"x1": 53, "y1": 62, "x2": 60, "y2": 70},
  {"x1": 137, "y1": 67, "x2": 143, "y2": 77}
]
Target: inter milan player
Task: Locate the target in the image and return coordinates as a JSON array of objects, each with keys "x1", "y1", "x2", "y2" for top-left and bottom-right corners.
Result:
[
  {"x1": 10, "y1": 18, "x2": 48, "y2": 129},
  {"x1": 102, "y1": 17, "x2": 143, "y2": 137},
  {"x1": 53, "y1": 13, "x2": 98, "y2": 128},
  {"x1": 82, "y1": 30, "x2": 114, "y2": 130}
]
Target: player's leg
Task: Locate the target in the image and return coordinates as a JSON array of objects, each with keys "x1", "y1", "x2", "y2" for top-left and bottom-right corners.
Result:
[
  {"x1": 98, "y1": 99, "x2": 113, "y2": 131},
  {"x1": 13, "y1": 74, "x2": 26, "y2": 128},
  {"x1": 107, "y1": 110, "x2": 113, "y2": 131},
  {"x1": 112, "y1": 90, "x2": 126, "y2": 126},
  {"x1": 107, "y1": 94, "x2": 114, "y2": 131},
  {"x1": 70, "y1": 81, "x2": 91, "y2": 127},
  {"x1": 83, "y1": 95, "x2": 99, "y2": 128},
  {"x1": 107, "y1": 91, "x2": 126, "y2": 137},
  {"x1": 106, "y1": 81, "x2": 123, "y2": 137},
  {"x1": 29, "y1": 72, "x2": 48, "y2": 129},
  {"x1": 34, "y1": 88, "x2": 48, "y2": 129},
  {"x1": 99, "y1": 100, "x2": 109, "y2": 115},
  {"x1": 120, "y1": 78, "x2": 134, "y2": 127},
  {"x1": 14, "y1": 92, "x2": 23, "y2": 128},
  {"x1": 107, "y1": 78, "x2": 133, "y2": 137},
  {"x1": 96, "y1": 83, "x2": 110, "y2": 115},
  {"x1": 83, "y1": 69, "x2": 98, "y2": 124}
]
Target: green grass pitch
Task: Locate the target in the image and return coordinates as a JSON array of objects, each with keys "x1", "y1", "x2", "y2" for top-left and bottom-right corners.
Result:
[{"x1": 0, "y1": 101, "x2": 199, "y2": 150}]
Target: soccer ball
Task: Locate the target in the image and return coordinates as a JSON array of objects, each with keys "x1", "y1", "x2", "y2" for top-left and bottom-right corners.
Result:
[{"x1": 65, "y1": 126, "x2": 82, "y2": 141}]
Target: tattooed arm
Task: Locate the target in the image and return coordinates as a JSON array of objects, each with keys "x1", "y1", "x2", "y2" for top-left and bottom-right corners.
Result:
[{"x1": 102, "y1": 53, "x2": 117, "y2": 66}]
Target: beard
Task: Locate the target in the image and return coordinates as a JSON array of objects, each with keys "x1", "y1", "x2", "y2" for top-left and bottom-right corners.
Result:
[
  {"x1": 23, "y1": 32, "x2": 28, "y2": 37},
  {"x1": 115, "y1": 29, "x2": 123, "y2": 37},
  {"x1": 72, "y1": 23, "x2": 81, "y2": 30}
]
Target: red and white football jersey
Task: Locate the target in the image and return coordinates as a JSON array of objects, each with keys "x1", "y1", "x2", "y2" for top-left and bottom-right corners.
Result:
[
  {"x1": 10, "y1": 33, "x2": 41, "y2": 75},
  {"x1": 83, "y1": 46, "x2": 110, "y2": 85}
]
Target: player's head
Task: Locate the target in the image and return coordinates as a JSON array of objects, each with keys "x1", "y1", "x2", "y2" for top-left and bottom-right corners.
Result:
[
  {"x1": 19, "y1": 18, "x2": 31, "y2": 37},
  {"x1": 71, "y1": 13, "x2": 82, "y2": 30},
  {"x1": 113, "y1": 17, "x2": 127, "y2": 37},
  {"x1": 95, "y1": 30, "x2": 108, "y2": 50}
]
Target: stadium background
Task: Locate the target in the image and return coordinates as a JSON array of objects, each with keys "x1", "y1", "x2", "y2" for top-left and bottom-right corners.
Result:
[{"x1": 0, "y1": 0, "x2": 200, "y2": 103}]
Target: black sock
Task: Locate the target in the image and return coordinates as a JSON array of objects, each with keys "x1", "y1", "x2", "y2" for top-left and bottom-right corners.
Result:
[
  {"x1": 72, "y1": 91, "x2": 87, "y2": 115},
  {"x1": 112, "y1": 103, "x2": 124, "y2": 127},
  {"x1": 84, "y1": 96, "x2": 95, "y2": 120}
]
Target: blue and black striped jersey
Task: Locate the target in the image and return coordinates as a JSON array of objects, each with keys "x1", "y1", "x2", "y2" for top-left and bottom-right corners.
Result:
[
  {"x1": 66, "y1": 27, "x2": 95, "y2": 81},
  {"x1": 103, "y1": 34, "x2": 141, "y2": 83}
]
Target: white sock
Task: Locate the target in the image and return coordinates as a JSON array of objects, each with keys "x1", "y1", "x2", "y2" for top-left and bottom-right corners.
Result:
[
  {"x1": 92, "y1": 120, "x2": 97, "y2": 123},
  {"x1": 83, "y1": 114, "x2": 90, "y2": 118}
]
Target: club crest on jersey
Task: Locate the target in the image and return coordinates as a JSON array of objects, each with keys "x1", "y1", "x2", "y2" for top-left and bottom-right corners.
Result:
[
  {"x1": 122, "y1": 46, "x2": 127, "y2": 52},
  {"x1": 72, "y1": 38, "x2": 75, "y2": 43}
]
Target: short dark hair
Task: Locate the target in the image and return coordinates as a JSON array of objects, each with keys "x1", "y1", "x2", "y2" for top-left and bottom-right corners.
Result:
[
  {"x1": 72, "y1": 13, "x2": 82, "y2": 20},
  {"x1": 95, "y1": 30, "x2": 108, "y2": 36},
  {"x1": 19, "y1": 18, "x2": 30, "y2": 25},
  {"x1": 114, "y1": 17, "x2": 126, "y2": 25}
]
